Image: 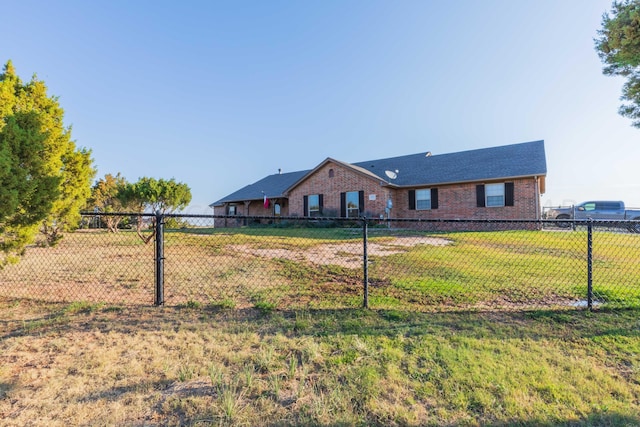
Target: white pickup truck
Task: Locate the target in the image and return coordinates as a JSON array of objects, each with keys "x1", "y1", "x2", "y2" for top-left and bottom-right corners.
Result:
[{"x1": 545, "y1": 201, "x2": 640, "y2": 232}]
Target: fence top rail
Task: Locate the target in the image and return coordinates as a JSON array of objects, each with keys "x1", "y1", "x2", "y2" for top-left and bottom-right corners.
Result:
[
  {"x1": 81, "y1": 212, "x2": 640, "y2": 225},
  {"x1": 81, "y1": 211, "x2": 157, "y2": 218}
]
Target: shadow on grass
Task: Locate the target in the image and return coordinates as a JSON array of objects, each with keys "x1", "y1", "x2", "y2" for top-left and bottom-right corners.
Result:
[
  {"x1": 0, "y1": 381, "x2": 14, "y2": 399},
  {"x1": 79, "y1": 379, "x2": 174, "y2": 403},
  {"x1": 481, "y1": 412, "x2": 640, "y2": 427},
  {"x1": 2, "y1": 297, "x2": 639, "y2": 343},
  {"x1": 79, "y1": 377, "x2": 640, "y2": 427},
  {"x1": 256, "y1": 413, "x2": 640, "y2": 427}
]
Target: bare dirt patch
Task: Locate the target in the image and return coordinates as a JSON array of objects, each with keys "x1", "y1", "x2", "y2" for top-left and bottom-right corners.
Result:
[{"x1": 230, "y1": 236, "x2": 451, "y2": 268}]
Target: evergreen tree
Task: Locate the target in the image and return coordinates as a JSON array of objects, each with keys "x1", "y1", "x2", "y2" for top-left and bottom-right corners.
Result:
[
  {"x1": 596, "y1": 0, "x2": 640, "y2": 127},
  {"x1": 0, "y1": 60, "x2": 95, "y2": 264}
]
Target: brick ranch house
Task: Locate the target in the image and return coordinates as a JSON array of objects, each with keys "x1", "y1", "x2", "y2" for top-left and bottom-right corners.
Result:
[{"x1": 210, "y1": 140, "x2": 547, "y2": 228}]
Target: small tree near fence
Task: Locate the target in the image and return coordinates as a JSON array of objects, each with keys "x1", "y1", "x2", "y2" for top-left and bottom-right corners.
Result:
[{"x1": 113, "y1": 177, "x2": 192, "y2": 243}]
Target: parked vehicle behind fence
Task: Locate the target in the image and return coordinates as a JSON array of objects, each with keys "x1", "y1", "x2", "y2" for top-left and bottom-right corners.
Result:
[{"x1": 544, "y1": 201, "x2": 640, "y2": 232}]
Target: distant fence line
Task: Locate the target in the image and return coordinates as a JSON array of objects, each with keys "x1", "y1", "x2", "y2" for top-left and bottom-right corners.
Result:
[{"x1": 1, "y1": 213, "x2": 639, "y2": 312}]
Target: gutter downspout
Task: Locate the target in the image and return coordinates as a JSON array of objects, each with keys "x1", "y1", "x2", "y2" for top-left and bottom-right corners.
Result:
[{"x1": 534, "y1": 176, "x2": 540, "y2": 220}]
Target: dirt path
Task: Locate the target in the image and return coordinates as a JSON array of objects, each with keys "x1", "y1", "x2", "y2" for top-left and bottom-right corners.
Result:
[{"x1": 231, "y1": 236, "x2": 451, "y2": 268}]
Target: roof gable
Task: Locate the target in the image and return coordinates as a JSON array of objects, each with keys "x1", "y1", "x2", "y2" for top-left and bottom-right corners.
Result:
[{"x1": 283, "y1": 157, "x2": 385, "y2": 193}]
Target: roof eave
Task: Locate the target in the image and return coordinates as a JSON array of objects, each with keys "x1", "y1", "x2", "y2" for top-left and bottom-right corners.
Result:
[
  {"x1": 391, "y1": 173, "x2": 547, "y2": 188},
  {"x1": 211, "y1": 194, "x2": 288, "y2": 207}
]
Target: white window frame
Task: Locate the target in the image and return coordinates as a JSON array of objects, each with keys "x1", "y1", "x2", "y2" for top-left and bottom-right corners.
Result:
[
  {"x1": 485, "y1": 183, "x2": 505, "y2": 207},
  {"x1": 308, "y1": 194, "x2": 320, "y2": 217},
  {"x1": 346, "y1": 191, "x2": 360, "y2": 218},
  {"x1": 228, "y1": 205, "x2": 237, "y2": 215},
  {"x1": 416, "y1": 189, "x2": 432, "y2": 210}
]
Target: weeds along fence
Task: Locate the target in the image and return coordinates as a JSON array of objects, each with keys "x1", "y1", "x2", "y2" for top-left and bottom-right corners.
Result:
[{"x1": 1, "y1": 213, "x2": 639, "y2": 312}]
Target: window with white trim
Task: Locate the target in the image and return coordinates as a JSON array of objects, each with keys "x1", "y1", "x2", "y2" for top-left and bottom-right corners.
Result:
[
  {"x1": 416, "y1": 189, "x2": 432, "y2": 210},
  {"x1": 308, "y1": 194, "x2": 320, "y2": 217},
  {"x1": 346, "y1": 191, "x2": 360, "y2": 218},
  {"x1": 485, "y1": 183, "x2": 505, "y2": 207}
]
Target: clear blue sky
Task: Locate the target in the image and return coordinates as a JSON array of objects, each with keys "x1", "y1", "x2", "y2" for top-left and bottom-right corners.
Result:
[{"x1": 3, "y1": 0, "x2": 639, "y2": 213}]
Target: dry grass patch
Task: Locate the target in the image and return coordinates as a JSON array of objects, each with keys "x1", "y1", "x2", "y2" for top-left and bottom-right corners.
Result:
[
  {"x1": 1, "y1": 298, "x2": 639, "y2": 426},
  {"x1": 0, "y1": 231, "x2": 154, "y2": 304}
]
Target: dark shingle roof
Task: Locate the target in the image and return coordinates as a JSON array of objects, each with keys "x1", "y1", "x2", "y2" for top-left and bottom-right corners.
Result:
[
  {"x1": 211, "y1": 140, "x2": 546, "y2": 205},
  {"x1": 352, "y1": 140, "x2": 546, "y2": 186},
  {"x1": 210, "y1": 170, "x2": 310, "y2": 206}
]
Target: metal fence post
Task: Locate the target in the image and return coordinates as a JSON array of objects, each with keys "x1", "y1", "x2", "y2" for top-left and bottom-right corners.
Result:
[
  {"x1": 362, "y1": 217, "x2": 369, "y2": 309},
  {"x1": 154, "y1": 211, "x2": 165, "y2": 306},
  {"x1": 587, "y1": 218, "x2": 593, "y2": 310}
]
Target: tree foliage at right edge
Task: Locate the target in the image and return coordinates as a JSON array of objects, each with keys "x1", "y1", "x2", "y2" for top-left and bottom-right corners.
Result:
[{"x1": 595, "y1": 0, "x2": 640, "y2": 127}]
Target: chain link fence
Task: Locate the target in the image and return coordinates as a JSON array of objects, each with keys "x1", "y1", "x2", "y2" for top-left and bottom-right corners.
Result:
[{"x1": 1, "y1": 213, "x2": 639, "y2": 312}]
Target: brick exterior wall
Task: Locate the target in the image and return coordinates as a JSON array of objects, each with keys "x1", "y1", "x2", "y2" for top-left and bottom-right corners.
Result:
[
  {"x1": 288, "y1": 161, "x2": 541, "y2": 220},
  {"x1": 394, "y1": 178, "x2": 540, "y2": 220},
  {"x1": 287, "y1": 162, "x2": 395, "y2": 219},
  {"x1": 213, "y1": 160, "x2": 542, "y2": 227}
]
